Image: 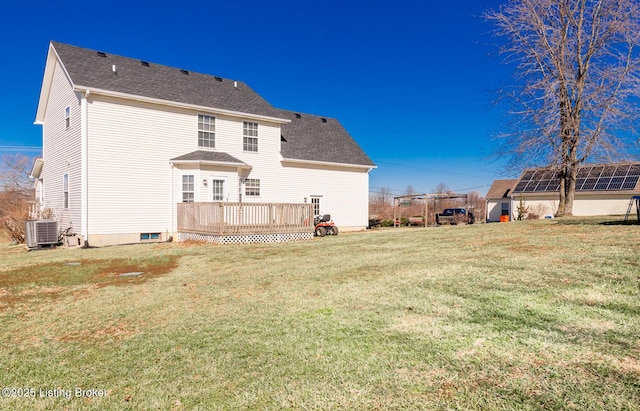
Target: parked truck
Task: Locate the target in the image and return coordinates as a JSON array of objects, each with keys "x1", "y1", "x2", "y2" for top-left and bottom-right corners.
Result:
[{"x1": 435, "y1": 208, "x2": 475, "y2": 225}]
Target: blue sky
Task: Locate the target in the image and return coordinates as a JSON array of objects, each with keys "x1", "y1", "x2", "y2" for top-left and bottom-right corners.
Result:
[{"x1": 0, "y1": 0, "x2": 510, "y2": 197}]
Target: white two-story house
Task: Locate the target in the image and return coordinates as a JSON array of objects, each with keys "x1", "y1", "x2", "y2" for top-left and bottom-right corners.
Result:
[{"x1": 32, "y1": 42, "x2": 375, "y2": 246}]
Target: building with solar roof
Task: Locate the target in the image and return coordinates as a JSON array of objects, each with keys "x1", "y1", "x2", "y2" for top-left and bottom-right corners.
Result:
[{"x1": 486, "y1": 162, "x2": 640, "y2": 222}]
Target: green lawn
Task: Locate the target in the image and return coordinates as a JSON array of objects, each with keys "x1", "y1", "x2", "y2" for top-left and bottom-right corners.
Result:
[{"x1": 0, "y1": 219, "x2": 639, "y2": 410}]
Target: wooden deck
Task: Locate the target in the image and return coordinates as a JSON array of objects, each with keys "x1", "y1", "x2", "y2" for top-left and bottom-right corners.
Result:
[{"x1": 177, "y1": 202, "x2": 315, "y2": 235}]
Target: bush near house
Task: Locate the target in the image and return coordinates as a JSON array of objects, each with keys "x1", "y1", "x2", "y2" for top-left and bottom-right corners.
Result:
[{"x1": 0, "y1": 155, "x2": 33, "y2": 244}]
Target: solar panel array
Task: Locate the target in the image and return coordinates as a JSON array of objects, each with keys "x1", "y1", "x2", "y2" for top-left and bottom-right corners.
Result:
[{"x1": 512, "y1": 164, "x2": 640, "y2": 193}]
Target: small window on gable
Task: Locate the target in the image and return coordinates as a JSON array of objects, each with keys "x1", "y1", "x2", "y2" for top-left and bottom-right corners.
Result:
[
  {"x1": 65, "y1": 106, "x2": 70, "y2": 129},
  {"x1": 198, "y1": 114, "x2": 215, "y2": 148},
  {"x1": 243, "y1": 121, "x2": 258, "y2": 152}
]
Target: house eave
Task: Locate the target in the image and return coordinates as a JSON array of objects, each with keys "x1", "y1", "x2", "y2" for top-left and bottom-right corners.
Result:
[
  {"x1": 35, "y1": 43, "x2": 74, "y2": 124},
  {"x1": 30, "y1": 157, "x2": 44, "y2": 179},
  {"x1": 74, "y1": 85, "x2": 291, "y2": 124},
  {"x1": 281, "y1": 157, "x2": 377, "y2": 170},
  {"x1": 170, "y1": 159, "x2": 252, "y2": 170}
]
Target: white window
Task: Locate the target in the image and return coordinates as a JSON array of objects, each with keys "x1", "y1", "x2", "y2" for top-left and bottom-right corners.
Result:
[
  {"x1": 37, "y1": 178, "x2": 44, "y2": 204},
  {"x1": 65, "y1": 106, "x2": 70, "y2": 129},
  {"x1": 245, "y1": 178, "x2": 260, "y2": 197},
  {"x1": 198, "y1": 114, "x2": 215, "y2": 148},
  {"x1": 243, "y1": 121, "x2": 258, "y2": 152},
  {"x1": 63, "y1": 174, "x2": 69, "y2": 209},
  {"x1": 211, "y1": 179, "x2": 225, "y2": 201},
  {"x1": 182, "y1": 175, "x2": 194, "y2": 202}
]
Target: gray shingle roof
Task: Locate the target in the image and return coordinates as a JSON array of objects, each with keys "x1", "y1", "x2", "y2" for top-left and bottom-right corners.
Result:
[
  {"x1": 170, "y1": 151, "x2": 247, "y2": 165},
  {"x1": 277, "y1": 109, "x2": 375, "y2": 167},
  {"x1": 51, "y1": 42, "x2": 283, "y2": 119},
  {"x1": 486, "y1": 179, "x2": 517, "y2": 199},
  {"x1": 48, "y1": 42, "x2": 374, "y2": 168}
]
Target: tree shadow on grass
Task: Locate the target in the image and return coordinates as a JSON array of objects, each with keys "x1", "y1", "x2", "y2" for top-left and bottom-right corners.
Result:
[
  {"x1": 599, "y1": 220, "x2": 640, "y2": 226},
  {"x1": 553, "y1": 217, "x2": 639, "y2": 226}
]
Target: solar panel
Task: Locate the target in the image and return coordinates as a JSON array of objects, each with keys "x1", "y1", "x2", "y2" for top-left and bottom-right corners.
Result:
[
  {"x1": 588, "y1": 166, "x2": 604, "y2": 178},
  {"x1": 577, "y1": 167, "x2": 591, "y2": 178},
  {"x1": 614, "y1": 165, "x2": 630, "y2": 176},
  {"x1": 609, "y1": 177, "x2": 625, "y2": 190},
  {"x1": 514, "y1": 181, "x2": 528, "y2": 192},
  {"x1": 582, "y1": 178, "x2": 598, "y2": 190},
  {"x1": 512, "y1": 163, "x2": 640, "y2": 193},
  {"x1": 622, "y1": 176, "x2": 639, "y2": 190},
  {"x1": 601, "y1": 166, "x2": 615, "y2": 177},
  {"x1": 594, "y1": 178, "x2": 611, "y2": 190}
]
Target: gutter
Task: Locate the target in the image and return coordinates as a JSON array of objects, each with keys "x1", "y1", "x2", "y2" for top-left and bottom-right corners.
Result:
[{"x1": 73, "y1": 85, "x2": 291, "y2": 125}]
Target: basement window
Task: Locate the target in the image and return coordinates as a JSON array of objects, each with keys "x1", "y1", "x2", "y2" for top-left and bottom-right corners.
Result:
[{"x1": 140, "y1": 233, "x2": 160, "y2": 241}]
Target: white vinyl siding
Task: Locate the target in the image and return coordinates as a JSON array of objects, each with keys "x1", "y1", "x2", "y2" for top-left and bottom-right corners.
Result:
[
  {"x1": 520, "y1": 195, "x2": 637, "y2": 218},
  {"x1": 87, "y1": 96, "x2": 194, "y2": 236},
  {"x1": 274, "y1": 163, "x2": 371, "y2": 228},
  {"x1": 79, "y1": 92, "x2": 371, "y2": 239},
  {"x1": 40, "y1": 59, "x2": 82, "y2": 234}
]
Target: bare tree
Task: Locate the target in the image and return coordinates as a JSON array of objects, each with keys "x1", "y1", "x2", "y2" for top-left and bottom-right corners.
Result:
[
  {"x1": 487, "y1": 0, "x2": 640, "y2": 216},
  {"x1": 0, "y1": 154, "x2": 33, "y2": 243},
  {"x1": 369, "y1": 186, "x2": 394, "y2": 219},
  {"x1": 467, "y1": 190, "x2": 486, "y2": 220},
  {"x1": 433, "y1": 182, "x2": 452, "y2": 194}
]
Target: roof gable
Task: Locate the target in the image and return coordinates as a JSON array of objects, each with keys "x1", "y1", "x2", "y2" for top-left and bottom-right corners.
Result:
[
  {"x1": 486, "y1": 179, "x2": 517, "y2": 199},
  {"x1": 48, "y1": 42, "x2": 284, "y2": 120},
  {"x1": 278, "y1": 109, "x2": 375, "y2": 167}
]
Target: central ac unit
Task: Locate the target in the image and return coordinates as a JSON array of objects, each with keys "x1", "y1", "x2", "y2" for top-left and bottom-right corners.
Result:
[{"x1": 25, "y1": 220, "x2": 58, "y2": 249}]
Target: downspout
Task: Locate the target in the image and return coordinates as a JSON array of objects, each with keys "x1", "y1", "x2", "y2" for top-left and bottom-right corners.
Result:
[
  {"x1": 81, "y1": 90, "x2": 89, "y2": 246},
  {"x1": 170, "y1": 163, "x2": 175, "y2": 240}
]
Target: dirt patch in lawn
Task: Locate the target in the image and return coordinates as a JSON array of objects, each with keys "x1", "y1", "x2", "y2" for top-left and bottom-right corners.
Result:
[{"x1": 0, "y1": 256, "x2": 180, "y2": 310}]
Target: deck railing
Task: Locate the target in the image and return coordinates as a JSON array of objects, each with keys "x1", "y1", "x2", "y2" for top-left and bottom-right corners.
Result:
[{"x1": 177, "y1": 202, "x2": 315, "y2": 235}]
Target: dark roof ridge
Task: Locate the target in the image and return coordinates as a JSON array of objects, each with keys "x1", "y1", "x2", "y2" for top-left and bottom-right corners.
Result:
[{"x1": 51, "y1": 41, "x2": 239, "y2": 85}]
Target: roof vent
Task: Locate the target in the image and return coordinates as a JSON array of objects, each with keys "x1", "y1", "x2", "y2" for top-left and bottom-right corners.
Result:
[
  {"x1": 97, "y1": 51, "x2": 107, "y2": 58},
  {"x1": 234, "y1": 81, "x2": 238, "y2": 89},
  {"x1": 321, "y1": 118, "x2": 327, "y2": 123},
  {"x1": 112, "y1": 64, "x2": 117, "y2": 73},
  {"x1": 141, "y1": 61, "x2": 150, "y2": 67},
  {"x1": 180, "y1": 69, "x2": 189, "y2": 75},
  {"x1": 295, "y1": 113, "x2": 301, "y2": 119},
  {"x1": 215, "y1": 76, "x2": 222, "y2": 82}
]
